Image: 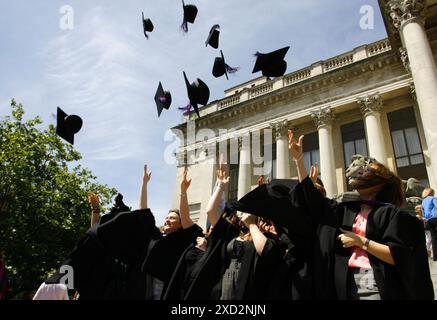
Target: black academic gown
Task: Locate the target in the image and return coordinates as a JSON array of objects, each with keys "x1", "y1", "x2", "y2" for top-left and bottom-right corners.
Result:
[
  {"x1": 142, "y1": 224, "x2": 204, "y2": 300},
  {"x1": 53, "y1": 208, "x2": 160, "y2": 300},
  {"x1": 228, "y1": 181, "x2": 316, "y2": 299},
  {"x1": 162, "y1": 243, "x2": 205, "y2": 300},
  {"x1": 182, "y1": 217, "x2": 281, "y2": 300},
  {"x1": 294, "y1": 176, "x2": 434, "y2": 300}
]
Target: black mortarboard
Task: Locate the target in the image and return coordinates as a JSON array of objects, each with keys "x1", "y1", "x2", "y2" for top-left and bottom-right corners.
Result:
[
  {"x1": 212, "y1": 50, "x2": 239, "y2": 80},
  {"x1": 142, "y1": 12, "x2": 154, "y2": 39},
  {"x1": 56, "y1": 107, "x2": 83, "y2": 145},
  {"x1": 252, "y1": 46, "x2": 290, "y2": 78},
  {"x1": 205, "y1": 24, "x2": 220, "y2": 49},
  {"x1": 181, "y1": 0, "x2": 198, "y2": 32},
  {"x1": 183, "y1": 71, "x2": 210, "y2": 119},
  {"x1": 154, "y1": 82, "x2": 172, "y2": 117},
  {"x1": 226, "y1": 179, "x2": 314, "y2": 240}
]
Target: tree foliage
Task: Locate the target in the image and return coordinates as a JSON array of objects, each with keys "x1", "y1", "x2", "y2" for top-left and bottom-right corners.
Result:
[{"x1": 0, "y1": 100, "x2": 117, "y2": 297}]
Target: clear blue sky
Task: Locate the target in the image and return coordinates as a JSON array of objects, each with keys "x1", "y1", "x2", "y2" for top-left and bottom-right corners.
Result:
[{"x1": 0, "y1": 0, "x2": 387, "y2": 225}]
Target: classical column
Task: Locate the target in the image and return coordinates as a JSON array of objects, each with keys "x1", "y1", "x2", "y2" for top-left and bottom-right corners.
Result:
[
  {"x1": 270, "y1": 120, "x2": 290, "y2": 179},
  {"x1": 357, "y1": 93, "x2": 388, "y2": 166},
  {"x1": 311, "y1": 108, "x2": 338, "y2": 197},
  {"x1": 237, "y1": 133, "x2": 252, "y2": 199},
  {"x1": 388, "y1": 0, "x2": 437, "y2": 183}
]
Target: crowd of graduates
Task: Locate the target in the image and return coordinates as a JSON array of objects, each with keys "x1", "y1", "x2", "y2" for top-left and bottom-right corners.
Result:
[{"x1": 5, "y1": 132, "x2": 436, "y2": 300}]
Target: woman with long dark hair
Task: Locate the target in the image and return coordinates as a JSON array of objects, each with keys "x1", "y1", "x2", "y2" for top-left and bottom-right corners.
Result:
[{"x1": 288, "y1": 131, "x2": 433, "y2": 300}]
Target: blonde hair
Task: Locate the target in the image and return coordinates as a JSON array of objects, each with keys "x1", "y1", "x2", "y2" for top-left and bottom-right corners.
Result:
[{"x1": 422, "y1": 188, "x2": 435, "y2": 199}]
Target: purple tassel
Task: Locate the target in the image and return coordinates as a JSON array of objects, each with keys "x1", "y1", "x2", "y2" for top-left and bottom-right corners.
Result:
[
  {"x1": 158, "y1": 96, "x2": 167, "y2": 103},
  {"x1": 225, "y1": 64, "x2": 240, "y2": 74},
  {"x1": 178, "y1": 102, "x2": 192, "y2": 116},
  {"x1": 180, "y1": 20, "x2": 188, "y2": 33}
]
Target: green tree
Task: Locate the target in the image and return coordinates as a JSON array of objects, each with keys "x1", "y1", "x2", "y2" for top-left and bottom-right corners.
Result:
[{"x1": 0, "y1": 99, "x2": 117, "y2": 297}]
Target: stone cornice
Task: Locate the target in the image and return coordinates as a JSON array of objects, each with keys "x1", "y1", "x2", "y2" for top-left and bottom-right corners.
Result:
[
  {"x1": 357, "y1": 93, "x2": 383, "y2": 115},
  {"x1": 387, "y1": 0, "x2": 427, "y2": 30},
  {"x1": 177, "y1": 77, "x2": 412, "y2": 151}
]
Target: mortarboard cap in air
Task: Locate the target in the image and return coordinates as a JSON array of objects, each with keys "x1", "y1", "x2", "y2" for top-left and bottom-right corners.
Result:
[
  {"x1": 252, "y1": 46, "x2": 290, "y2": 78},
  {"x1": 226, "y1": 179, "x2": 313, "y2": 238},
  {"x1": 205, "y1": 24, "x2": 220, "y2": 49},
  {"x1": 212, "y1": 50, "x2": 239, "y2": 80},
  {"x1": 56, "y1": 107, "x2": 83, "y2": 145},
  {"x1": 142, "y1": 12, "x2": 154, "y2": 39},
  {"x1": 181, "y1": 0, "x2": 198, "y2": 32},
  {"x1": 154, "y1": 82, "x2": 172, "y2": 117},
  {"x1": 183, "y1": 71, "x2": 210, "y2": 119}
]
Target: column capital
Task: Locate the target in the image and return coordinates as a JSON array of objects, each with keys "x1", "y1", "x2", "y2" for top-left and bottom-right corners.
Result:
[
  {"x1": 410, "y1": 82, "x2": 417, "y2": 101},
  {"x1": 311, "y1": 108, "x2": 335, "y2": 129},
  {"x1": 387, "y1": 0, "x2": 427, "y2": 30},
  {"x1": 269, "y1": 120, "x2": 290, "y2": 141},
  {"x1": 399, "y1": 47, "x2": 411, "y2": 75},
  {"x1": 237, "y1": 133, "x2": 251, "y2": 151},
  {"x1": 357, "y1": 93, "x2": 383, "y2": 116}
]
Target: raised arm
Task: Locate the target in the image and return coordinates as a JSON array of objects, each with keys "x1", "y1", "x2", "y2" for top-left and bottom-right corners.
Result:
[
  {"x1": 180, "y1": 168, "x2": 195, "y2": 229},
  {"x1": 88, "y1": 192, "x2": 100, "y2": 227},
  {"x1": 288, "y1": 130, "x2": 308, "y2": 182},
  {"x1": 138, "y1": 164, "x2": 152, "y2": 209},
  {"x1": 241, "y1": 213, "x2": 267, "y2": 256},
  {"x1": 206, "y1": 165, "x2": 229, "y2": 227}
]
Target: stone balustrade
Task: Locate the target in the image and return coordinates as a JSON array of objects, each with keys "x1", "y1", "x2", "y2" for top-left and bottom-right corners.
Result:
[{"x1": 182, "y1": 38, "x2": 395, "y2": 118}]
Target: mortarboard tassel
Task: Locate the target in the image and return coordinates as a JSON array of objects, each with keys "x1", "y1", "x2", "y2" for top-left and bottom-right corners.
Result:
[
  {"x1": 180, "y1": 20, "x2": 188, "y2": 33},
  {"x1": 178, "y1": 102, "x2": 193, "y2": 116},
  {"x1": 225, "y1": 64, "x2": 240, "y2": 74}
]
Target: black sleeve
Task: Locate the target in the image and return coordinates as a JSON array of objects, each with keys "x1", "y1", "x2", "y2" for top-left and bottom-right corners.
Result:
[
  {"x1": 144, "y1": 224, "x2": 204, "y2": 283},
  {"x1": 383, "y1": 209, "x2": 434, "y2": 299},
  {"x1": 291, "y1": 176, "x2": 338, "y2": 226},
  {"x1": 97, "y1": 209, "x2": 160, "y2": 258}
]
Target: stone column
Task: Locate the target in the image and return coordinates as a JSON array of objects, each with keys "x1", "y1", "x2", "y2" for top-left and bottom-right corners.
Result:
[
  {"x1": 357, "y1": 93, "x2": 388, "y2": 165},
  {"x1": 270, "y1": 120, "x2": 290, "y2": 179},
  {"x1": 388, "y1": 0, "x2": 437, "y2": 183},
  {"x1": 237, "y1": 133, "x2": 252, "y2": 199},
  {"x1": 311, "y1": 108, "x2": 338, "y2": 197}
]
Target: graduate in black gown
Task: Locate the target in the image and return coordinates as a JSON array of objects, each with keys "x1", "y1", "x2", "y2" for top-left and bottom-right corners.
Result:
[
  {"x1": 288, "y1": 131, "x2": 434, "y2": 300},
  {"x1": 138, "y1": 166, "x2": 203, "y2": 300},
  {"x1": 179, "y1": 164, "x2": 283, "y2": 300},
  {"x1": 44, "y1": 164, "x2": 202, "y2": 300}
]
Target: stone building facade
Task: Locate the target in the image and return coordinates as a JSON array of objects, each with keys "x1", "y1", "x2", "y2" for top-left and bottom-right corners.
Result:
[{"x1": 171, "y1": 0, "x2": 437, "y2": 229}]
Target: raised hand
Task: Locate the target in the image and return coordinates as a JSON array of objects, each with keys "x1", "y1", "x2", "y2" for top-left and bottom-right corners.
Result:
[
  {"x1": 88, "y1": 192, "x2": 100, "y2": 209},
  {"x1": 143, "y1": 164, "x2": 152, "y2": 183},
  {"x1": 241, "y1": 213, "x2": 258, "y2": 228},
  {"x1": 258, "y1": 176, "x2": 266, "y2": 186},
  {"x1": 288, "y1": 130, "x2": 304, "y2": 161},
  {"x1": 310, "y1": 162, "x2": 319, "y2": 185},
  {"x1": 181, "y1": 167, "x2": 192, "y2": 193}
]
